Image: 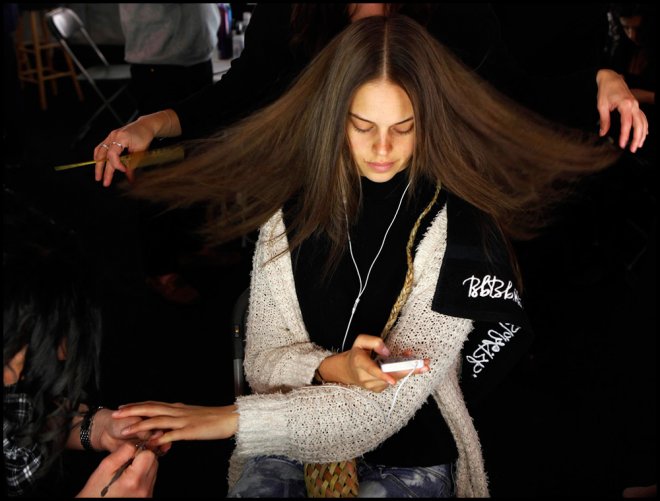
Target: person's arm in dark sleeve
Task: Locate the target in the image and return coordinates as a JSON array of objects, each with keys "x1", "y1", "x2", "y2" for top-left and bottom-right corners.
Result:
[{"x1": 172, "y1": 3, "x2": 298, "y2": 139}]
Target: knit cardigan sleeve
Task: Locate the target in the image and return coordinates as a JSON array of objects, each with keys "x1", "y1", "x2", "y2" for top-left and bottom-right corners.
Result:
[
  {"x1": 241, "y1": 214, "x2": 334, "y2": 393},
  {"x1": 234, "y1": 207, "x2": 474, "y2": 463}
]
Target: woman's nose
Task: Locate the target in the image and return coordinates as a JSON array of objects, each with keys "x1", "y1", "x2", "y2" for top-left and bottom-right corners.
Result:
[{"x1": 373, "y1": 133, "x2": 392, "y2": 155}]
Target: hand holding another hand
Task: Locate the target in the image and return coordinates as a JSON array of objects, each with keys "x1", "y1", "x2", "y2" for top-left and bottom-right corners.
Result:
[{"x1": 112, "y1": 402, "x2": 239, "y2": 446}]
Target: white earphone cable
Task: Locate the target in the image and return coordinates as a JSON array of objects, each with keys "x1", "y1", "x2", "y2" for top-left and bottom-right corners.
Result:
[
  {"x1": 340, "y1": 181, "x2": 411, "y2": 351},
  {"x1": 386, "y1": 367, "x2": 416, "y2": 420}
]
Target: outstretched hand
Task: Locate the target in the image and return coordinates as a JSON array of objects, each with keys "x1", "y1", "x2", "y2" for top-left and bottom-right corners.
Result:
[{"x1": 113, "y1": 402, "x2": 239, "y2": 446}]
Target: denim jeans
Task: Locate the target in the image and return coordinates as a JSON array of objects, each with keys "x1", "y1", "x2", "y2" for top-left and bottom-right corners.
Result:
[{"x1": 228, "y1": 455, "x2": 455, "y2": 498}]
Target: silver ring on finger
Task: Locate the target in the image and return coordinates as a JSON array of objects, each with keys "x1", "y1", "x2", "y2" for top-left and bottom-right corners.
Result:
[
  {"x1": 100, "y1": 143, "x2": 110, "y2": 150},
  {"x1": 111, "y1": 141, "x2": 124, "y2": 149}
]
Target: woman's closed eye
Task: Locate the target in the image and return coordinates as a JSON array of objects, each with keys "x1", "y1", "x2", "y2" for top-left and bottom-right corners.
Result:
[
  {"x1": 350, "y1": 123, "x2": 414, "y2": 135},
  {"x1": 351, "y1": 123, "x2": 373, "y2": 134},
  {"x1": 392, "y1": 124, "x2": 414, "y2": 135}
]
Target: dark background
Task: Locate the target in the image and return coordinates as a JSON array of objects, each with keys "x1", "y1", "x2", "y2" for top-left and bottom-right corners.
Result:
[{"x1": 4, "y1": 3, "x2": 656, "y2": 497}]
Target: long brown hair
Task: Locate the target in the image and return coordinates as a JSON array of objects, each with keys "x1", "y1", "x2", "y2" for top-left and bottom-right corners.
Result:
[
  {"x1": 289, "y1": 4, "x2": 433, "y2": 58},
  {"x1": 129, "y1": 15, "x2": 619, "y2": 271}
]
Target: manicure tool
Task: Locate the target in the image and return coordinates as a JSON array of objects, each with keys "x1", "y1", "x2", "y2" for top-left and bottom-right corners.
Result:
[{"x1": 100, "y1": 440, "x2": 148, "y2": 497}]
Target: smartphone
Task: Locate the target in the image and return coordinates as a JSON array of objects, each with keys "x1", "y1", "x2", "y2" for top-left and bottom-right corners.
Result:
[{"x1": 377, "y1": 356, "x2": 425, "y2": 373}]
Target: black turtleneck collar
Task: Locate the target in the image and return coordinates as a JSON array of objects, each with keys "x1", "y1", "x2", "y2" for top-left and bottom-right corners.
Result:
[{"x1": 360, "y1": 169, "x2": 410, "y2": 201}]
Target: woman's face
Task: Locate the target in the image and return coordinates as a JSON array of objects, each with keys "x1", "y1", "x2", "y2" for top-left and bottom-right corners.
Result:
[{"x1": 347, "y1": 79, "x2": 415, "y2": 183}]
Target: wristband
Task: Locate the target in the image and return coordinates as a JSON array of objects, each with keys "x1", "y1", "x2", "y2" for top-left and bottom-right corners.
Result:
[
  {"x1": 80, "y1": 406, "x2": 103, "y2": 451},
  {"x1": 313, "y1": 368, "x2": 326, "y2": 385}
]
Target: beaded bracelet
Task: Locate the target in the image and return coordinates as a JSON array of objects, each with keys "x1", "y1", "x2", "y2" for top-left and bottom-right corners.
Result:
[{"x1": 80, "y1": 406, "x2": 103, "y2": 452}]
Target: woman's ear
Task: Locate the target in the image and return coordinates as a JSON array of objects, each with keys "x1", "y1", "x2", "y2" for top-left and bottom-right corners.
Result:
[{"x1": 3, "y1": 345, "x2": 27, "y2": 386}]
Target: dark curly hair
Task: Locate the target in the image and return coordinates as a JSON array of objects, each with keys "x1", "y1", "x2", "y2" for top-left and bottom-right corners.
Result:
[{"x1": 3, "y1": 187, "x2": 103, "y2": 488}]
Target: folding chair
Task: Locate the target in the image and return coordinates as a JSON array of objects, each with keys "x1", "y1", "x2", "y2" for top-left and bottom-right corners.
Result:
[{"x1": 44, "y1": 7, "x2": 137, "y2": 143}]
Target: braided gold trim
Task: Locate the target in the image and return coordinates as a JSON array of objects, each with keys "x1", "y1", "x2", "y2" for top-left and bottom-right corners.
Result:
[{"x1": 381, "y1": 183, "x2": 441, "y2": 339}]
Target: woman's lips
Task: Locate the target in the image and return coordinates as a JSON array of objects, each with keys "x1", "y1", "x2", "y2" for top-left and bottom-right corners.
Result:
[{"x1": 366, "y1": 161, "x2": 395, "y2": 172}]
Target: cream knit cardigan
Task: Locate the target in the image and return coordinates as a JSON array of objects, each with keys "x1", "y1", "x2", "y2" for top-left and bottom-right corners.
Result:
[{"x1": 229, "y1": 204, "x2": 490, "y2": 497}]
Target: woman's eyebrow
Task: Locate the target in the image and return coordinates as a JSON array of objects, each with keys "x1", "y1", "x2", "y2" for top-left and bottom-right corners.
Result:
[{"x1": 348, "y1": 112, "x2": 414, "y2": 126}]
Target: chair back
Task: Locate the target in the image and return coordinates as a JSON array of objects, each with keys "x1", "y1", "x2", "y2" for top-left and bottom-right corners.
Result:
[
  {"x1": 44, "y1": 6, "x2": 136, "y2": 140},
  {"x1": 45, "y1": 7, "x2": 110, "y2": 67},
  {"x1": 45, "y1": 6, "x2": 83, "y2": 41}
]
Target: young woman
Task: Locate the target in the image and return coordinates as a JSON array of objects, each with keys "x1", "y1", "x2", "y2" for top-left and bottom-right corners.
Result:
[
  {"x1": 112, "y1": 15, "x2": 620, "y2": 497},
  {"x1": 3, "y1": 194, "x2": 161, "y2": 498}
]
